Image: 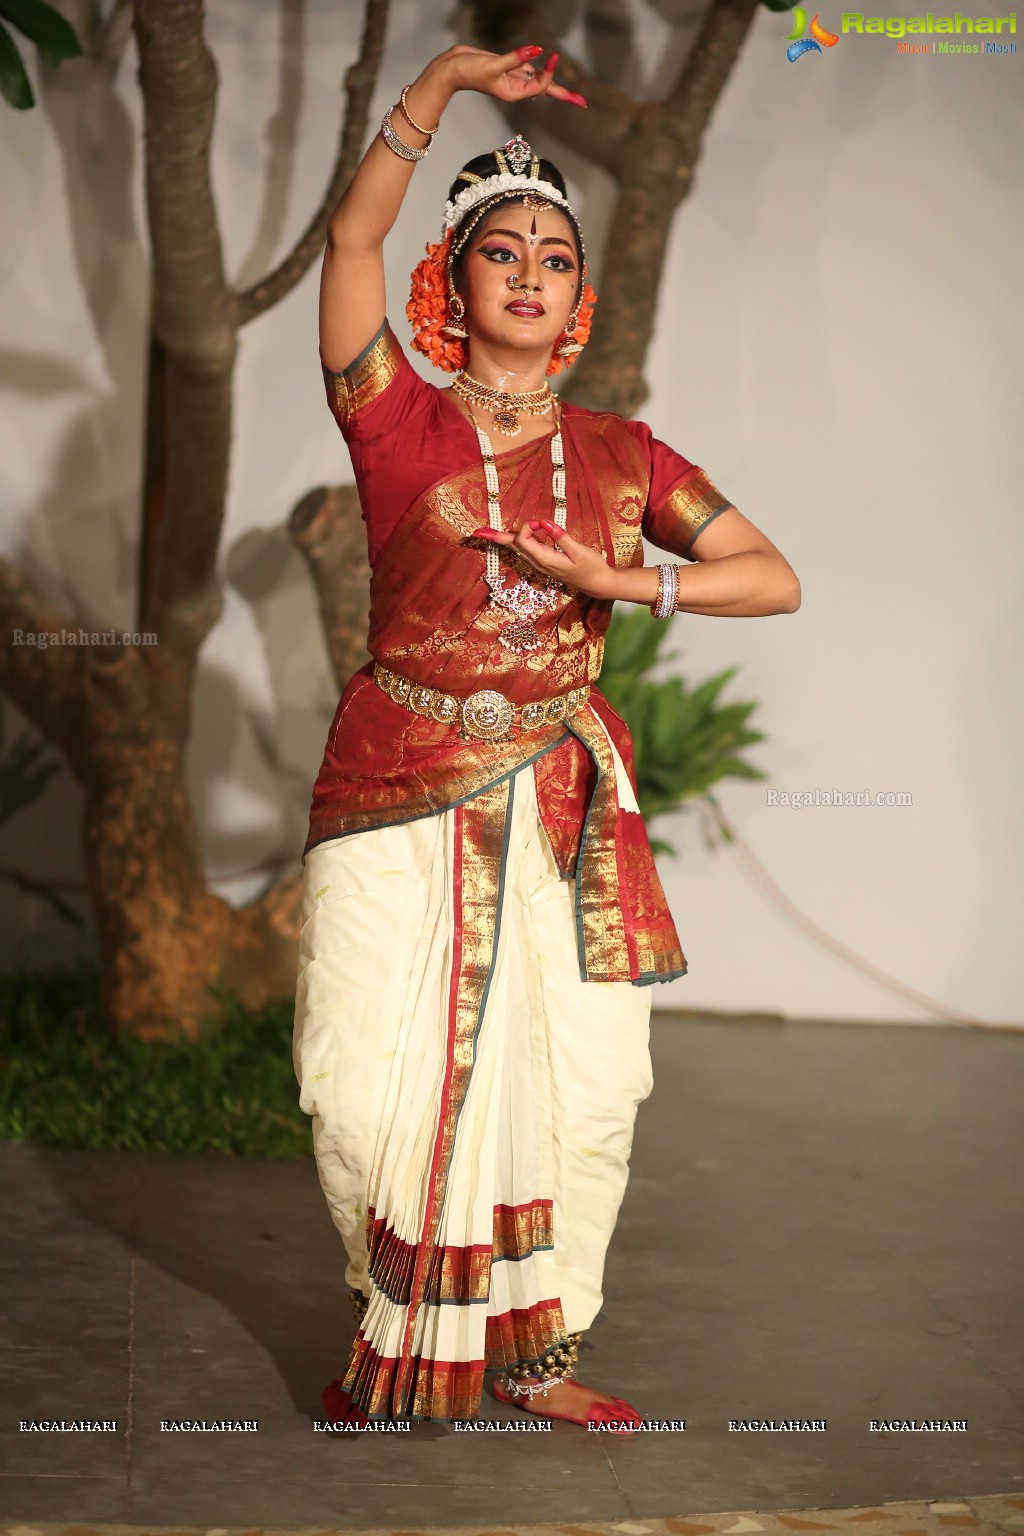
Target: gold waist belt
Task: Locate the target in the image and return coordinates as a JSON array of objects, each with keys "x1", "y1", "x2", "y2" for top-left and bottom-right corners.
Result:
[{"x1": 373, "y1": 662, "x2": 591, "y2": 743}]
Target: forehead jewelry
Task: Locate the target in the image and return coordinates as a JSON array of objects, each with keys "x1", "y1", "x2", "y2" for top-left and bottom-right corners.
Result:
[{"x1": 465, "y1": 399, "x2": 568, "y2": 655}]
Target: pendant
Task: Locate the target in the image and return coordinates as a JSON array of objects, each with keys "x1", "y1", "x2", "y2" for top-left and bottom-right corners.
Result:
[
  {"x1": 487, "y1": 570, "x2": 564, "y2": 655},
  {"x1": 491, "y1": 405, "x2": 521, "y2": 436},
  {"x1": 498, "y1": 617, "x2": 544, "y2": 654}
]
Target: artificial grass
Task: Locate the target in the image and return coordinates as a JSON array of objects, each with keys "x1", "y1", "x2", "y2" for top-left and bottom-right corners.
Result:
[{"x1": 0, "y1": 963, "x2": 312, "y2": 1160}]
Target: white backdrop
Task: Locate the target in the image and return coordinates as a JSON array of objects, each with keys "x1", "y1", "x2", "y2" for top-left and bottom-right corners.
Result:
[{"x1": 1, "y1": 0, "x2": 1021, "y2": 1025}]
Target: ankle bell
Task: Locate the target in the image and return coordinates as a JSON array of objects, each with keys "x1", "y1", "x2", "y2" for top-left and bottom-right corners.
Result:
[{"x1": 507, "y1": 1330, "x2": 582, "y2": 1384}]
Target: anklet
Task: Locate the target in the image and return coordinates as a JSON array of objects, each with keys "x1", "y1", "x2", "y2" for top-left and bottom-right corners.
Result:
[
  {"x1": 503, "y1": 1373, "x2": 566, "y2": 1400},
  {"x1": 506, "y1": 1330, "x2": 582, "y2": 1388}
]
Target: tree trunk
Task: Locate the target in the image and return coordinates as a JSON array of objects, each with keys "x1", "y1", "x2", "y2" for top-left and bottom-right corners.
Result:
[{"x1": 1, "y1": 0, "x2": 387, "y2": 1037}]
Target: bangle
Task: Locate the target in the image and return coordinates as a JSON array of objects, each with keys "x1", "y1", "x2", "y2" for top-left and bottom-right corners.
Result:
[
  {"x1": 650, "y1": 562, "x2": 679, "y2": 618},
  {"x1": 380, "y1": 104, "x2": 431, "y2": 162},
  {"x1": 399, "y1": 84, "x2": 440, "y2": 138}
]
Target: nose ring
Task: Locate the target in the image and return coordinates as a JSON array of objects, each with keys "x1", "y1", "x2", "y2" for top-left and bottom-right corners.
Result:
[{"x1": 506, "y1": 274, "x2": 543, "y2": 293}]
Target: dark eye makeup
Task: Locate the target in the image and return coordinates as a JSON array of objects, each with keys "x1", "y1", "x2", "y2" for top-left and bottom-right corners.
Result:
[{"x1": 477, "y1": 242, "x2": 576, "y2": 272}]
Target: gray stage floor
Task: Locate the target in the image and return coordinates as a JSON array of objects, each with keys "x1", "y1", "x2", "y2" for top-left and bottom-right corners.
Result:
[{"x1": 2, "y1": 1013, "x2": 1021, "y2": 1529}]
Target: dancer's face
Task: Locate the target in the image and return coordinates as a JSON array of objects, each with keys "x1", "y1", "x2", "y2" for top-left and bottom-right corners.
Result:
[{"x1": 460, "y1": 202, "x2": 579, "y2": 364}]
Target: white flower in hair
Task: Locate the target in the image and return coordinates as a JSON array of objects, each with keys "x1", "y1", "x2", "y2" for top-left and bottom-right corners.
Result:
[{"x1": 442, "y1": 173, "x2": 569, "y2": 234}]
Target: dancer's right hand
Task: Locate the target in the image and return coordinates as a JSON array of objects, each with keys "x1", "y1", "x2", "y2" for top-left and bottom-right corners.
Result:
[{"x1": 429, "y1": 44, "x2": 587, "y2": 109}]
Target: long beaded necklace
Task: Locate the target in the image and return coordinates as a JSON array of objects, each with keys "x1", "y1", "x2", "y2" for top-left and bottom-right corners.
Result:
[{"x1": 465, "y1": 401, "x2": 568, "y2": 655}]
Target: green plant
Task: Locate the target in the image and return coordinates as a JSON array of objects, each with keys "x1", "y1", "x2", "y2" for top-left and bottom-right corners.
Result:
[
  {"x1": 598, "y1": 605, "x2": 767, "y2": 856},
  {"x1": 0, "y1": 0, "x2": 81, "y2": 109},
  {"x1": 0, "y1": 965, "x2": 311, "y2": 1158}
]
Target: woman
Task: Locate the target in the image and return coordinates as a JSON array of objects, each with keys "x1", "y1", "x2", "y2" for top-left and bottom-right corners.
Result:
[{"x1": 293, "y1": 42, "x2": 800, "y2": 1432}]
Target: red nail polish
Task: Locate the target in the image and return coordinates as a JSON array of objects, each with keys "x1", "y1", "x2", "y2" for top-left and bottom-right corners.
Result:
[
  {"x1": 567, "y1": 92, "x2": 588, "y2": 107},
  {"x1": 517, "y1": 44, "x2": 544, "y2": 60},
  {"x1": 545, "y1": 51, "x2": 560, "y2": 72}
]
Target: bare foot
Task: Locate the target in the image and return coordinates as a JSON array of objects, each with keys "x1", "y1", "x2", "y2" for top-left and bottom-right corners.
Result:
[{"x1": 491, "y1": 1371, "x2": 643, "y2": 1432}]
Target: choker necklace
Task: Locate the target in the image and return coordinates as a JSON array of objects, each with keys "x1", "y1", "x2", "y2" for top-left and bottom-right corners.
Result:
[
  {"x1": 452, "y1": 371, "x2": 553, "y2": 437},
  {"x1": 465, "y1": 401, "x2": 567, "y2": 655}
]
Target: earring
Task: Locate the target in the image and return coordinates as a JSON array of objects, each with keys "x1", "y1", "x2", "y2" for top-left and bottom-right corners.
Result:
[
  {"x1": 556, "y1": 301, "x2": 584, "y2": 359},
  {"x1": 441, "y1": 291, "x2": 468, "y2": 339}
]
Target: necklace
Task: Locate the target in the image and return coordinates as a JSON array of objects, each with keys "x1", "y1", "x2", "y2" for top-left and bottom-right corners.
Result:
[
  {"x1": 452, "y1": 370, "x2": 554, "y2": 437},
  {"x1": 466, "y1": 403, "x2": 567, "y2": 655}
]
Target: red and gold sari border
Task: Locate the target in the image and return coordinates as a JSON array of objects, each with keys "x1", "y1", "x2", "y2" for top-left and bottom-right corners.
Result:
[
  {"x1": 390, "y1": 779, "x2": 514, "y2": 1414},
  {"x1": 303, "y1": 726, "x2": 568, "y2": 862},
  {"x1": 564, "y1": 710, "x2": 688, "y2": 984},
  {"x1": 337, "y1": 1292, "x2": 574, "y2": 1419},
  {"x1": 564, "y1": 711, "x2": 633, "y2": 982},
  {"x1": 632, "y1": 963, "x2": 689, "y2": 987},
  {"x1": 321, "y1": 320, "x2": 401, "y2": 425},
  {"x1": 341, "y1": 1334, "x2": 486, "y2": 1421},
  {"x1": 493, "y1": 1199, "x2": 554, "y2": 1255},
  {"x1": 483, "y1": 1297, "x2": 571, "y2": 1372},
  {"x1": 366, "y1": 1200, "x2": 555, "y2": 1305}
]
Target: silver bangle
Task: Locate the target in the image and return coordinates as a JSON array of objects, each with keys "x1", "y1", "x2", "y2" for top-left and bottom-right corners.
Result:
[
  {"x1": 651, "y1": 562, "x2": 678, "y2": 618},
  {"x1": 380, "y1": 104, "x2": 431, "y2": 162}
]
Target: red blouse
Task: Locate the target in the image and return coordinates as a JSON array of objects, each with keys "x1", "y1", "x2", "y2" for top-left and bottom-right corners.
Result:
[
  {"x1": 304, "y1": 320, "x2": 735, "y2": 987},
  {"x1": 329, "y1": 321, "x2": 728, "y2": 571}
]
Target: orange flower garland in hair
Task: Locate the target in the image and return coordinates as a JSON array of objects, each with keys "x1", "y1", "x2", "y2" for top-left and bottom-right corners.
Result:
[
  {"x1": 406, "y1": 228, "x2": 598, "y2": 377},
  {"x1": 547, "y1": 280, "x2": 598, "y2": 377},
  {"x1": 406, "y1": 230, "x2": 467, "y2": 374}
]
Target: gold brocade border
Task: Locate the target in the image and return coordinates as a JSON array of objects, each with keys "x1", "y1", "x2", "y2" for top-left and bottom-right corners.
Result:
[
  {"x1": 493, "y1": 1199, "x2": 554, "y2": 1259},
  {"x1": 659, "y1": 468, "x2": 734, "y2": 554},
  {"x1": 322, "y1": 320, "x2": 401, "y2": 424},
  {"x1": 339, "y1": 1336, "x2": 485, "y2": 1421},
  {"x1": 389, "y1": 776, "x2": 514, "y2": 1416},
  {"x1": 484, "y1": 1297, "x2": 570, "y2": 1372},
  {"x1": 304, "y1": 723, "x2": 569, "y2": 856},
  {"x1": 563, "y1": 709, "x2": 631, "y2": 981},
  {"x1": 365, "y1": 1200, "x2": 556, "y2": 1307},
  {"x1": 426, "y1": 1244, "x2": 492, "y2": 1304},
  {"x1": 332, "y1": 1294, "x2": 572, "y2": 1418}
]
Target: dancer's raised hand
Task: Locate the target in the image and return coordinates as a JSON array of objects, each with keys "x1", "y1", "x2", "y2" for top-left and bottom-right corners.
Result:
[{"x1": 439, "y1": 44, "x2": 587, "y2": 108}]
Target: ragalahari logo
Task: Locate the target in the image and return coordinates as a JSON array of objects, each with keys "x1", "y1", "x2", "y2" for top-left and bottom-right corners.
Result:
[{"x1": 786, "y1": 8, "x2": 841, "y2": 58}]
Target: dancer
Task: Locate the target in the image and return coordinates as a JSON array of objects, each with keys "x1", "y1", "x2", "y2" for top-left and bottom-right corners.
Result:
[{"x1": 293, "y1": 43, "x2": 800, "y2": 1431}]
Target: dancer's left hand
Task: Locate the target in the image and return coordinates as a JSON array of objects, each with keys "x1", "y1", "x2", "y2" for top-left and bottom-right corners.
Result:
[{"x1": 470, "y1": 520, "x2": 616, "y2": 601}]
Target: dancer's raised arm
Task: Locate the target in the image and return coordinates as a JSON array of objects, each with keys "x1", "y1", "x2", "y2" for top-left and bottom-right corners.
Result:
[{"x1": 319, "y1": 44, "x2": 586, "y2": 372}]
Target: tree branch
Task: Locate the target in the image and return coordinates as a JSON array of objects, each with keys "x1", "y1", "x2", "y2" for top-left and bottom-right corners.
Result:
[
  {"x1": 469, "y1": 0, "x2": 635, "y2": 173},
  {"x1": 560, "y1": 0, "x2": 762, "y2": 417},
  {"x1": 666, "y1": 0, "x2": 762, "y2": 151},
  {"x1": 233, "y1": 0, "x2": 390, "y2": 327}
]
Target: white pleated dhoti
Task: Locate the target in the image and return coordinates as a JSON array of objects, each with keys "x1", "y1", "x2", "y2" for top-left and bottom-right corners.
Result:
[{"x1": 292, "y1": 753, "x2": 654, "y2": 1420}]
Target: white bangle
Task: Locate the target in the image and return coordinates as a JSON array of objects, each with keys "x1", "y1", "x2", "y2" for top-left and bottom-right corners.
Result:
[
  {"x1": 380, "y1": 104, "x2": 431, "y2": 162},
  {"x1": 651, "y1": 562, "x2": 678, "y2": 618}
]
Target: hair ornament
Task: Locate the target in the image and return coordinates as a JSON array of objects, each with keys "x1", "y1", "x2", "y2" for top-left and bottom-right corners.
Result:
[
  {"x1": 442, "y1": 173, "x2": 569, "y2": 236},
  {"x1": 408, "y1": 138, "x2": 595, "y2": 376}
]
